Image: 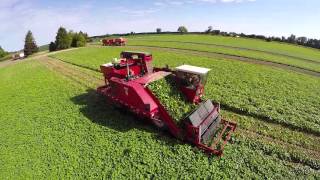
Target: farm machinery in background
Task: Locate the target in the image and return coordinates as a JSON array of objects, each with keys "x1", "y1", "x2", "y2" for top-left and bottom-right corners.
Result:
[
  {"x1": 102, "y1": 37, "x2": 127, "y2": 46},
  {"x1": 12, "y1": 52, "x2": 25, "y2": 61},
  {"x1": 97, "y1": 51, "x2": 237, "y2": 156}
]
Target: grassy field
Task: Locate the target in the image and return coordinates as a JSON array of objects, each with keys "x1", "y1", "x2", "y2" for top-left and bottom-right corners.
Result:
[
  {"x1": 0, "y1": 54, "x2": 11, "y2": 62},
  {"x1": 0, "y1": 59, "x2": 319, "y2": 178},
  {"x1": 128, "y1": 34, "x2": 320, "y2": 62},
  {"x1": 1, "y1": 33, "x2": 320, "y2": 178}
]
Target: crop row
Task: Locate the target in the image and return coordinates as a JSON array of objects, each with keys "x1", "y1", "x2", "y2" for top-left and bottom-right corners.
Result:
[
  {"x1": 0, "y1": 60, "x2": 318, "y2": 178},
  {"x1": 129, "y1": 34, "x2": 320, "y2": 62},
  {"x1": 221, "y1": 111, "x2": 320, "y2": 152},
  {"x1": 128, "y1": 40, "x2": 320, "y2": 72},
  {"x1": 51, "y1": 47, "x2": 320, "y2": 135}
]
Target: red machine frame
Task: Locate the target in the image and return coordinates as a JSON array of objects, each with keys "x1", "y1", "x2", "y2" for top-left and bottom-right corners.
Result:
[{"x1": 97, "y1": 51, "x2": 237, "y2": 156}]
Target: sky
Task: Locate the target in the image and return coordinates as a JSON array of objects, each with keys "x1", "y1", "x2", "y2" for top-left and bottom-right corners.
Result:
[{"x1": 0, "y1": 0, "x2": 319, "y2": 51}]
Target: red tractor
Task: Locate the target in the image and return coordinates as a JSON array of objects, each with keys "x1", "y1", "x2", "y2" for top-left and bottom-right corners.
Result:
[
  {"x1": 97, "y1": 51, "x2": 237, "y2": 156},
  {"x1": 102, "y1": 37, "x2": 127, "y2": 46}
]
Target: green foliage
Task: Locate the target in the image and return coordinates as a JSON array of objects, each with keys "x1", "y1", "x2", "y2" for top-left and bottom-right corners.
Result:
[
  {"x1": 177, "y1": 26, "x2": 188, "y2": 34},
  {"x1": 24, "y1": 30, "x2": 38, "y2": 56},
  {"x1": 55, "y1": 27, "x2": 72, "y2": 50},
  {"x1": 53, "y1": 27, "x2": 87, "y2": 51},
  {"x1": 148, "y1": 76, "x2": 196, "y2": 123},
  {"x1": 71, "y1": 33, "x2": 86, "y2": 47}
]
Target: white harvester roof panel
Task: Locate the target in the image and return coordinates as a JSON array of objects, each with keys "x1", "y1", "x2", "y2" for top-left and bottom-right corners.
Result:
[{"x1": 175, "y1": 65, "x2": 211, "y2": 75}]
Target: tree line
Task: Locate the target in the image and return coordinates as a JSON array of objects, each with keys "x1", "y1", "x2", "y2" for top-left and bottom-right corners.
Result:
[
  {"x1": 49, "y1": 27, "x2": 89, "y2": 52},
  {"x1": 4, "y1": 27, "x2": 89, "y2": 58},
  {"x1": 100, "y1": 25, "x2": 320, "y2": 50},
  {"x1": 203, "y1": 26, "x2": 320, "y2": 49},
  {"x1": 1, "y1": 25, "x2": 319, "y2": 59},
  {"x1": 175, "y1": 26, "x2": 320, "y2": 49}
]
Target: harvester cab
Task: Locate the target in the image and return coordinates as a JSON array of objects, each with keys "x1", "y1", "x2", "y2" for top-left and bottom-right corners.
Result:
[
  {"x1": 97, "y1": 51, "x2": 237, "y2": 156},
  {"x1": 175, "y1": 65, "x2": 210, "y2": 103}
]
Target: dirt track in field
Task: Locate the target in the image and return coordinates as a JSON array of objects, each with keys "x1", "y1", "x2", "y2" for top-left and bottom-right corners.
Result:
[
  {"x1": 123, "y1": 45, "x2": 320, "y2": 77},
  {"x1": 132, "y1": 39, "x2": 320, "y2": 65},
  {"x1": 0, "y1": 48, "x2": 79, "y2": 69}
]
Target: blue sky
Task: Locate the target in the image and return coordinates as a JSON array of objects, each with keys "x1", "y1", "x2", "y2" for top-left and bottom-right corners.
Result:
[{"x1": 0, "y1": 0, "x2": 319, "y2": 51}]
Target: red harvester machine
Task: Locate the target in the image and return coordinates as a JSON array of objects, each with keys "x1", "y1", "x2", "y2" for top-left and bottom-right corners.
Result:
[
  {"x1": 97, "y1": 51, "x2": 237, "y2": 156},
  {"x1": 102, "y1": 37, "x2": 127, "y2": 46}
]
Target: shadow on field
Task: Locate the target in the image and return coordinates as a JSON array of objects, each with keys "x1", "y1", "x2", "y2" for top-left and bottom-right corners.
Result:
[{"x1": 70, "y1": 89, "x2": 179, "y2": 146}]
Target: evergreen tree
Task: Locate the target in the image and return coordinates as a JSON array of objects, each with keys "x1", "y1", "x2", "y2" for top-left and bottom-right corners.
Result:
[
  {"x1": 49, "y1": 42, "x2": 56, "y2": 52},
  {"x1": 24, "y1": 30, "x2": 38, "y2": 56},
  {"x1": 55, "y1": 27, "x2": 72, "y2": 50}
]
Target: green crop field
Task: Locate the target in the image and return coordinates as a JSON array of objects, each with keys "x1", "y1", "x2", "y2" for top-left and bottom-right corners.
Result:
[
  {"x1": 1, "y1": 34, "x2": 320, "y2": 178},
  {"x1": 127, "y1": 40, "x2": 320, "y2": 72},
  {"x1": 128, "y1": 34, "x2": 320, "y2": 63}
]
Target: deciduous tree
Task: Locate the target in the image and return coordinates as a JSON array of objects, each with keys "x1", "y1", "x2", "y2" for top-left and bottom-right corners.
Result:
[{"x1": 177, "y1": 26, "x2": 188, "y2": 34}]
